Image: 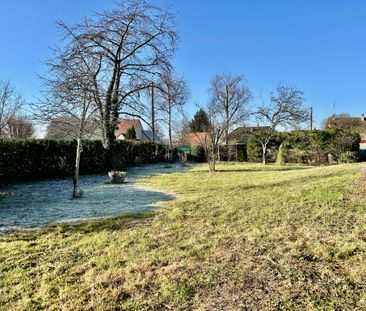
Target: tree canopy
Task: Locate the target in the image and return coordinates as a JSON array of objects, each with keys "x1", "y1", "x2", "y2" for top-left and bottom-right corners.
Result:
[{"x1": 189, "y1": 109, "x2": 210, "y2": 132}]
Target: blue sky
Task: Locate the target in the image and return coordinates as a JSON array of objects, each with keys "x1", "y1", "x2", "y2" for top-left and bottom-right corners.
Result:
[{"x1": 1, "y1": 0, "x2": 366, "y2": 130}]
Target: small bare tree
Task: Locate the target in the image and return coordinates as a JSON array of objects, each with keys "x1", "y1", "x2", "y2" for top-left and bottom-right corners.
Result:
[
  {"x1": 209, "y1": 73, "x2": 251, "y2": 160},
  {"x1": 0, "y1": 79, "x2": 24, "y2": 137},
  {"x1": 156, "y1": 70, "x2": 189, "y2": 150},
  {"x1": 256, "y1": 85, "x2": 309, "y2": 164},
  {"x1": 35, "y1": 44, "x2": 98, "y2": 198},
  {"x1": 189, "y1": 107, "x2": 225, "y2": 172}
]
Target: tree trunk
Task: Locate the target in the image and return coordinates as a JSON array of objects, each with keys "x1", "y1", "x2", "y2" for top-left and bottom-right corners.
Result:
[
  {"x1": 151, "y1": 82, "x2": 155, "y2": 143},
  {"x1": 262, "y1": 143, "x2": 267, "y2": 165},
  {"x1": 225, "y1": 94, "x2": 229, "y2": 162},
  {"x1": 168, "y1": 102, "x2": 172, "y2": 154},
  {"x1": 209, "y1": 145, "x2": 216, "y2": 172},
  {"x1": 73, "y1": 137, "x2": 83, "y2": 198}
]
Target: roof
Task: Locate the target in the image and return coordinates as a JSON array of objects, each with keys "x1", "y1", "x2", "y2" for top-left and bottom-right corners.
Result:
[
  {"x1": 183, "y1": 132, "x2": 208, "y2": 146},
  {"x1": 115, "y1": 119, "x2": 140, "y2": 138},
  {"x1": 142, "y1": 130, "x2": 161, "y2": 143},
  {"x1": 228, "y1": 126, "x2": 270, "y2": 144},
  {"x1": 327, "y1": 114, "x2": 366, "y2": 133}
]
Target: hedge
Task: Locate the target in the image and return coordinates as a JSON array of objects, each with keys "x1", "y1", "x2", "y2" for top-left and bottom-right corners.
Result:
[
  {"x1": 283, "y1": 130, "x2": 360, "y2": 165},
  {"x1": 247, "y1": 130, "x2": 360, "y2": 165},
  {"x1": 247, "y1": 132, "x2": 287, "y2": 163},
  {"x1": 0, "y1": 139, "x2": 165, "y2": 184}
]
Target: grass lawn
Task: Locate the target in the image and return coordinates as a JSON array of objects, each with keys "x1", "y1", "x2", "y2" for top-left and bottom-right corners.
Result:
[{"x1": 1, "y1": 162, "x2": 366, "y2": 310}]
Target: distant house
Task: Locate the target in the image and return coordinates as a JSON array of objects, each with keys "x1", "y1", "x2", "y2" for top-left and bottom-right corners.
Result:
[
  {"x1": 325, "y1": 114, "x2": 366, "y2": 160},
  {"x1": 181, "y1": 127, "x2": 271, "y2": 147},
  {"x1": 115, "y1": 119, "x2": 161, "y2": 143},
  {"x1": 326, "y1": 113, "x2": 366, "y2": 132},
  {"x1": 227, "y1": 126, "x2": 270, "y2": 145},
  {"x1": 326, "y1": 114, "x2": 366, "y2": 143},
  {"x1": 46, "y1": 117, "x2": 103, "y2": 140},
  {"x1": 182, "y1": 132, "x2": 208, "y2": 146}
]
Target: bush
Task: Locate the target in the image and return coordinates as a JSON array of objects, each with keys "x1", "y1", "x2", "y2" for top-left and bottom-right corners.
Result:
[
  {"x1": 338, "y1": 151, "x2": 358, "y2": 163},
  {"x1": 195, "y1": 146, "x2": 206, "y2": 162},
  {"x1": 0, "y1": 139, "x2": 165, "y2": 184},
  {"x1": 236, "y1": 144, "x2": 247, "y2": 162}
]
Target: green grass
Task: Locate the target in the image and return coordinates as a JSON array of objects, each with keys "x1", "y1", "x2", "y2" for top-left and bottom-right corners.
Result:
[{"x1": 1, "y1": 162, "x2": 366, "y2": 310}]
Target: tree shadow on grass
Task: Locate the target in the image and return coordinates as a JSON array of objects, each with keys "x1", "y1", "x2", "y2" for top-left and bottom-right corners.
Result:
[
  {"x1": 0, "y1": 212, "x2": 156, "y2": 242},
  {"x1": 214, "y1": 166, "x2": 312, "y2": 173},
  {"x1": 51, "y1": 212, "x2": 155, "y2": 234}
]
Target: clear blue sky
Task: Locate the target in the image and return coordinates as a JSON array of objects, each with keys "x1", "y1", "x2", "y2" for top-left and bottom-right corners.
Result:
[{"x1": 1, "y1": 0, "x2": 366, "y2": 130}]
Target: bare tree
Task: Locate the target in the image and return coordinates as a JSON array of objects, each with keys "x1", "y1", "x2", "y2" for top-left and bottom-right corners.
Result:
[
  {"x1": 6, "y1": 116, "x2": 34, "y2": 138},
  {"x1": 156, "y1": 70, "x2": 189, "y2": 150},
  {"x1": 56, "y1": 0, "x2": 177, "y2": 150},
  {"x1": 209, "y1": 73, "x2": 251, "y2": 160},
  {"x1": 174, "y1": 116, "x2": 190, "y2": 145},
  {"x1": 35, "y1": 44, "x2": 98, "y2": 198},
  {"x1": 201, "y1": 105, "x2": 227, "y2": 172},
  {"x1": 0, "y1": 79, "x2": 24, "y2": 137},
  {"x1": 256, "y1": 85, "x2": 309, "y2": 164}
]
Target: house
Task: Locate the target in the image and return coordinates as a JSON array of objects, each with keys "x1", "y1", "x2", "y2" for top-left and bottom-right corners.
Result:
[
  {"x1": 227, "y1": 126, "x2": 270, "y2": 145},
  {"x1": 174, "y1": 132, "x2": 208, "y2": 162},
  {"x1": 326, "y1": 114, "x2": 366, "y2": 159},
  {"x1": 115, "y1": 119, "x2": 161, "y2": 143},
  {"x1": 46, "y1": 117, "x2": 103, "y2": 140},
  {"x1": 326, "y1": 114, "x2": 366, "y2": 135},
  {"x1": 182, "y1": 132, "x2": 208, "y2": 146}
]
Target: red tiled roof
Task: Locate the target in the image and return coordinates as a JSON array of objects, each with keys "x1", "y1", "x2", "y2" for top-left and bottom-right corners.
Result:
[
  {"x1": 115, "y1": 119, "x2": 140, "y2": 138},
  {"x1": 183, "y1": 132, "x2": 208, "y2": 146}
]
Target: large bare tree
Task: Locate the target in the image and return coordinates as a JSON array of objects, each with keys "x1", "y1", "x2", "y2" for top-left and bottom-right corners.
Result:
[
  {"x1": 0, "y1": 79, "x2": 24, "y2": 137},
  {"x1": 156, "y1": 70, "x2": 189, "y2": 150},
  {"x1": 209, "y1": 73, "x2": 251, "y2": 160},
  {"x1": 56, "y1": 0, "x2": 178, "y2": 149},
  {"x1": 255, "y1": 85, "x2": 309, "y2": 164}
]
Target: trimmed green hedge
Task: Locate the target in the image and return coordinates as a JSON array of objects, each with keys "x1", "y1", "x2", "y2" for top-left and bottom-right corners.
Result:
[
  {"x1": 247, "y1": 130, "x2": 360, "y2": 165},
  {"x1": 283, "y1": 130, "x2": 360, "y2": 165},
  {"x1": 247, "y1": 132, "x2": 287, "y2": 163},
  {"x1": 0, "y1": 139, "x2": 165, "y2": 184}
]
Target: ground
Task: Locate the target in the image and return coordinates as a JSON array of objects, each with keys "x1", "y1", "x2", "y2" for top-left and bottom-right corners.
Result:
[{"x1": 1, "y1": 163, "x2": 366, "y2": 310}]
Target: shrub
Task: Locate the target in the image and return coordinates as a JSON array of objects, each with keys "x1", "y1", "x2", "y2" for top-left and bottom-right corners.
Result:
[
  {"x1": 338, "y1": 151, "x2": 358, "y2": 163},
  {"x1": 195, "y1": 146, "x2": 206, "y2": 162},
  {"x1": 236, "y1": 144, "x2": 247, "y2": 162},
  {"x1": 276, "y1": 142, "x2": 285, "y2": 165},
  {"x1": 125, "y1": 126, "x2": 136, "y2": 140}
]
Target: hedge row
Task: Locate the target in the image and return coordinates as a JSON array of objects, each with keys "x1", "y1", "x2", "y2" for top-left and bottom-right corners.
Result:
[
  {"x1": 0, "y1": 139, "x2": 165, "y2": 184},
  {"x1": 247, "y1": 132, "x2": 286, "y2": 163},
  {"x1": 247, "y1": 130, "x2": 360, "y2": 165}
]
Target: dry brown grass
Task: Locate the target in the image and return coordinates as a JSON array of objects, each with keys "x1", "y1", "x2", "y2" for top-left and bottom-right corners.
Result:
[{"x1": 1, "y1": 163, "x2": 366, "y2": 310}]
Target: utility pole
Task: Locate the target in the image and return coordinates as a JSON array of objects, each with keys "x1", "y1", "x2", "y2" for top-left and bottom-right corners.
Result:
[
  {"x1": 151, "y1": 82, "x2": 155, "y2": 143},
  {"x1": 310, "y1": 106, "x2": 313, "y2": 131}
]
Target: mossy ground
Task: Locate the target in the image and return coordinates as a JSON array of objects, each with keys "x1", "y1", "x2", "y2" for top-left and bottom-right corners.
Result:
[{"x1": 1, "y1": 162, "x2": 366, "y2": 310}]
